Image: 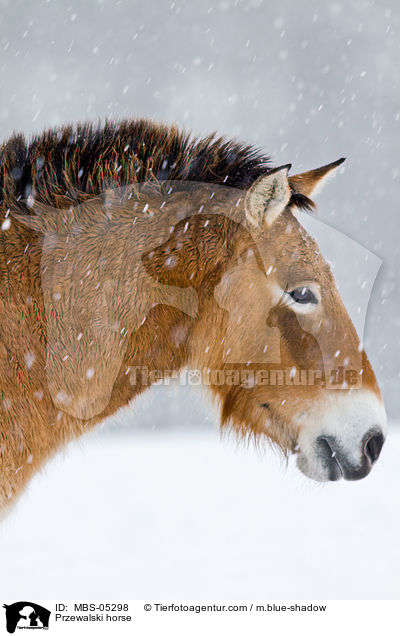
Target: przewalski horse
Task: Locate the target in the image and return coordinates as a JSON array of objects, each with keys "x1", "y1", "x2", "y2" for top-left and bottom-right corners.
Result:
[{"x1": 0, "y1": 119, "x2": 386, "y2": 513}]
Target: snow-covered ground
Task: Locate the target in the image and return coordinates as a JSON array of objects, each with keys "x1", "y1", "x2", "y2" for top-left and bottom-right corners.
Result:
[{"x1": 0, "y1": 386, "x2": 398, "y2": 601}]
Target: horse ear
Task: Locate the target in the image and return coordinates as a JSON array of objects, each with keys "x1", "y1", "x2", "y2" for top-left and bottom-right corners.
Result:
[
  {"x1": 245, "y1": 165, "x2": 292, "y2": 228},
  {"x1": 289, "y1": 158, "x2": 345, "y2": 198}
]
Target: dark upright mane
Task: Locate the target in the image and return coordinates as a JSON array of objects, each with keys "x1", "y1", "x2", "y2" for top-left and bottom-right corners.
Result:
[{"x1": 0, "y1": 119, "x2": 312, "y2": 210}]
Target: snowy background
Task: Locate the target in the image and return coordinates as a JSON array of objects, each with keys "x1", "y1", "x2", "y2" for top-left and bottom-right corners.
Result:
[
  {"x1": 0, "y1": 0, "x2": 399, "y2": 600},
  {"x1": 1, "y1": 390, "x2": 400, "y2": 600}
]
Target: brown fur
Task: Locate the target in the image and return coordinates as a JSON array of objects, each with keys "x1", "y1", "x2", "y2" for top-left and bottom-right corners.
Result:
[{"x1": 0, "y1": 119, "x2": 381, "y2": 509}]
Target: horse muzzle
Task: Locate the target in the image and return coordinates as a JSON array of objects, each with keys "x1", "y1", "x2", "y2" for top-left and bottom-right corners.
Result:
[
  {"x1": 313, "y1": 430, "x2": 384, "y2": 481},
  {"x1": 294, "y1": 390, "x2": 387, "y2": 482}
]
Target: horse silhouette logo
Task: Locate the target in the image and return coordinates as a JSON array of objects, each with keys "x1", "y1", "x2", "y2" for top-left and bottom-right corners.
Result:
[{"x1": 2, "y1": 602, "x2": 50, "y2": 633}]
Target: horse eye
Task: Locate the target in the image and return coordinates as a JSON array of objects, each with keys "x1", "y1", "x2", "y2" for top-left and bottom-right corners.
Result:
[{"x1": 288, "y1": 287, "x2": 318, "y2": 305}]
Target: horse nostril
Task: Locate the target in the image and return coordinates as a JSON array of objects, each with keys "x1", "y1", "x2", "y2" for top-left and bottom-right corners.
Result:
[
  {"x1": 364, "y1": 431, "x2": 384, "y2": 464},
  {"x1": 261, "y1": 403, "x2": 270, "y2": 409}
]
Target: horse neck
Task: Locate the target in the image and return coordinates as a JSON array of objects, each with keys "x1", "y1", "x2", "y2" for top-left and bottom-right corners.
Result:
[{"x1": 0, "y1": 208, "x2": 240, "y2": 506}]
